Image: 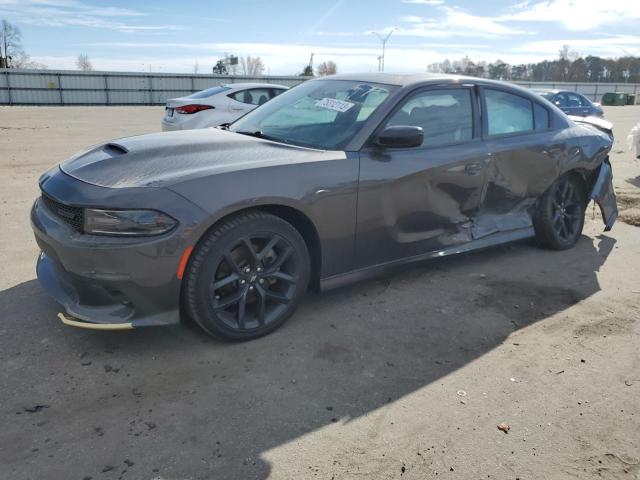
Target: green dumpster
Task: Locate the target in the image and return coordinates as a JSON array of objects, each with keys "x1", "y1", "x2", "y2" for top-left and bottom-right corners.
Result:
[
  {"x1": 626, "y1": 94, "x2": 636, "y2": 106},
  {"x1": 602, "y1": 92, "x2": 628, "y2": 106}
]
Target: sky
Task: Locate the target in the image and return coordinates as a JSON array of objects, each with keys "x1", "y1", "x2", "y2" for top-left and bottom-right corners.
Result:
[{"x1": 1, "y1": 0, "x2": 639, "y2": 74}]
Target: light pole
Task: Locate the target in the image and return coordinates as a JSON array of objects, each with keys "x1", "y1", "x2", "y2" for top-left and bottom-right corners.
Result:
[{"x1": 373, "y1": 28, "x2": 397, "y2": 72}]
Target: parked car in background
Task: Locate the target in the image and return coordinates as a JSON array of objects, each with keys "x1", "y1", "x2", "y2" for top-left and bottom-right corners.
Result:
[
  {"x1": 533, "y1": 89, "x2": 604, "y2": 118},
  {"x1": 162, "y1": 83, "x2": 288, "y2": 131}
]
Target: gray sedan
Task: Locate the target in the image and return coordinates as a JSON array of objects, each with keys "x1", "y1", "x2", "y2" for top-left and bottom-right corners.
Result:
[{"x1": 31, "y1": 73, "x2": 617, "y2": 340}]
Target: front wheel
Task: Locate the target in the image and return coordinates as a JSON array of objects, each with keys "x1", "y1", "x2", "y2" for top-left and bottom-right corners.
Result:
[
  {"x1": 183, "y1": 211, "x2": 310, "y2": 341},
  {"x1": 533, "y1": 174, "x2": 587, "y2": 250}
]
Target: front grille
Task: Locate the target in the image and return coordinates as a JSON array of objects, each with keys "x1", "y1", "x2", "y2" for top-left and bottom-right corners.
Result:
[{"x1": 41, "y1": 194, "x2": 84, "y2": 232}]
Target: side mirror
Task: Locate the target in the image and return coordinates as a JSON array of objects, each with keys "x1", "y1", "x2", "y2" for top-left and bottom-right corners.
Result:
[{"x1": 375, "y1": 125, "x2": 424, "y2": 148}]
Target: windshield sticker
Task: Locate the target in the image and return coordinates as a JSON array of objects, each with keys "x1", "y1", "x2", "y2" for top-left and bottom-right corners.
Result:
[{"x1": 315, "y1": 97, "x2": 355, "y2": 113}]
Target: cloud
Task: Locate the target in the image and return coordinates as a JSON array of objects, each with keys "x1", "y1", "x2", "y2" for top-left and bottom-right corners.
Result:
[
  {"x1": 401, "y1": 0, "x2": 444, "y2": 4},
  {"x1": 399, "y1": 15, "x2": 425, "y2": 23},
  {"x1": 0, "y1": 0, "x2": 182, "y2": 33},
  {"x1": 34, "y1": 41, "x2": 551, "y2": 75},
  {"x1": 388, "y1": 6, "x2": 533, "y2": 39},
  {"x1": 500, "y1": 0, "x2": 640, "y2": 30}
]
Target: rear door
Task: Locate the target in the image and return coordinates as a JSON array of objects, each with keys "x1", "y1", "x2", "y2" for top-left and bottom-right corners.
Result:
[
  {"x1": 477, "y1": 87, "x2": 561, "y2": 237},
  {"x1": 355, "y1": 85, "x2": 490, "y2": 267}
]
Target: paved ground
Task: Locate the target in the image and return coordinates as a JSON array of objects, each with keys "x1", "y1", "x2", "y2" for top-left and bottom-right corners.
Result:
[{"x1": 0, "y1": 106, "x2": 639, "y2": 480}]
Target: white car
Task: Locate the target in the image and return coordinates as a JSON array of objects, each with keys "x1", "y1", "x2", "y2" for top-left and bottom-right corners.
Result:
[{"x1": 161, "y1": 83, "x2": 288, "y2": 131}]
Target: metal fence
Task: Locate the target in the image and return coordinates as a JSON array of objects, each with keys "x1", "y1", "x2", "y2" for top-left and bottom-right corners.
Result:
[
  {"x1": 0, "y1": 69, "x2": 309, "y2": 105},
  {"x1": 1, "y1": 68, "x2": 639, "y2": 105}
]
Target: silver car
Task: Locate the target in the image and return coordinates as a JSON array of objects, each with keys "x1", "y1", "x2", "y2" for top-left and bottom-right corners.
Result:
[{"x1": 162, "y1": 83, "x2": 288, "y2": 131}]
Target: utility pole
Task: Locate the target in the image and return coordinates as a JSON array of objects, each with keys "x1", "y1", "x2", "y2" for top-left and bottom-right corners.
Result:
[{"x1": 373, "y1": 28, "x2": 397, "y2": 72}]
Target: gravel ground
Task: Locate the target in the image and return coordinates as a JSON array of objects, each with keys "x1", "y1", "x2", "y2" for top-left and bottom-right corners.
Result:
[{"x1": 0, "y1": 105, "x2": 639, "y2": 480}]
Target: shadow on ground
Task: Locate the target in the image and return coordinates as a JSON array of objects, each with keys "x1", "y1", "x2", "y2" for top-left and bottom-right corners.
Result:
[{"x1": 0, "y1": 234, "x2": 615, "y2": 479}]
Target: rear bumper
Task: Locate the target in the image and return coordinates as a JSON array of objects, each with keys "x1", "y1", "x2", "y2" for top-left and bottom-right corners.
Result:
[{"x1": 161, "y1": 119, "x2": 181, "y2": 132}]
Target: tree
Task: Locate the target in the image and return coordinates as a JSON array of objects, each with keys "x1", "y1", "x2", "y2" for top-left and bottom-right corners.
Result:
[
  {"x1": 1, "y1": 19, "x2": 22, "y2": 68},
  {"x1": 193, "y1": 61, "x2": 199, "y2": 74},
  {"x1": 239, "y1": 56, "x2": 265, "y2": 76},
  {"x1": 76, "y1": 53, "x2": 93, "y2": 71},
  {"x1": 0, "y1": 19, "x2": 46, "y2": 69},
  {"x1": 300, "y1": 65, "x2": 313, "y2": 76},
  {"x1": 489, "y1": 60, "x2": 509, "y2": 80},
  {"x1": 317, "y1": 60, "x2": 337, "y2": 76}
]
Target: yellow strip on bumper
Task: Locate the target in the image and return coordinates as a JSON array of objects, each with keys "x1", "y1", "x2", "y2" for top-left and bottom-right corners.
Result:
[{"x1": 57, "y1": 312, "x2": 134, "y2": 331}]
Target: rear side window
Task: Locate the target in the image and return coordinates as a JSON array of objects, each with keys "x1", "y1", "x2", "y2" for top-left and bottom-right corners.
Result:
[
  {"x1": 553, "y1": 94, "x2": 567, "y2": 107},
  {"x1": 385, "y1": 88, "x2": 473, "y2": 147},
  {"x1": 534, "y1": 103, "x2": 550, "y2": 130},
  {"x1": 485, "y1": 89, "x2": 533, "y2": 135},
  {"x1": 187, "y1": 86, "x2": 230, "y2": 99},
  {"x1": 230, "y1": 88, "x2": 272, "y2": 105},
  {"x1": 566, "y1": 92, "x2": 586, "y2": 107}
]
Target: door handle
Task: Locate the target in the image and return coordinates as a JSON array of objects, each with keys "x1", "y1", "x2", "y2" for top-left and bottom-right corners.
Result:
[{"x1": 464, "y1": 162, "x2": 482, "y2": 176}]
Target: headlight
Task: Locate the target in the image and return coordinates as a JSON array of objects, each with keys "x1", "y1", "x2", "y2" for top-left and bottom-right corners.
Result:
[{"x1": 84, "y1": 209, "x2": 177, "y2": 236}]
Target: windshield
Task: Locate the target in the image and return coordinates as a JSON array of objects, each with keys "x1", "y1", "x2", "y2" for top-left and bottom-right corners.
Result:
[{"x1": 229, "y1": 80, "x2": 396, "y2": 150}]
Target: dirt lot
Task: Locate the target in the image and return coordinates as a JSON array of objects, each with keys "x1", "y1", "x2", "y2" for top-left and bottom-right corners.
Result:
[{"x1": 0, "y1": 106, "x2": 639, "y2": 480}]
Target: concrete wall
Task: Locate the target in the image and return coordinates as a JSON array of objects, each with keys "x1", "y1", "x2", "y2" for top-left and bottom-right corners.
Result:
[{"x1": 1, "y1": 68, "x2": 639, "y2": 105}]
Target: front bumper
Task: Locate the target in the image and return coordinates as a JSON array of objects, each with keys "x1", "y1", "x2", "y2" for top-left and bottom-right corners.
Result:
[
  {"x1": 34, "y1": 249, "x2": 179, "y2": 328},
  {"x1": 31, "y1": 169, "x2": 209, "y2": 328}
]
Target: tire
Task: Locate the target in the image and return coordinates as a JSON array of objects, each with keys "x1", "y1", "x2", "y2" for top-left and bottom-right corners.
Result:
[
  {"x1": 533, "y1": 174, "x2": 587, "y2": 250},
  {"x1": 184, "y1": 210, "x2": 310, "y2": 341}
]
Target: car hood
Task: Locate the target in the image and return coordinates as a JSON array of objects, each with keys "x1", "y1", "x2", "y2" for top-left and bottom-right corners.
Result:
[{"x1": 60, "y1": 128, "x2": 341, "y2": 188}]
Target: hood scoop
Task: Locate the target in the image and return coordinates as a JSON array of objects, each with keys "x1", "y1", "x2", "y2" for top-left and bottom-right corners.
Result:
[{"x1": 103, "y1": 143, "x2": 128, "y2": 156}]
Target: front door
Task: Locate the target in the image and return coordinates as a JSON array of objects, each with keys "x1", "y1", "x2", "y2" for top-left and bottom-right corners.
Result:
[{"x1": 355, "y1": 86, "x2": 489, "y2": 268}]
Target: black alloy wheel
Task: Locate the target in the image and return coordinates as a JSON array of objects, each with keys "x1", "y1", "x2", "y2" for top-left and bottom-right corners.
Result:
[
  {"x1": 534, "y1": 174, "x2": 587, "y2": 250},
  {"x1": 184, "y1": 211, "x2": 310, "y2": 340}
]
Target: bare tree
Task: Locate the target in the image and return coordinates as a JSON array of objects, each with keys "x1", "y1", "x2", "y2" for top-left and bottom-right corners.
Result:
[
  {"x1": 0, "y1": 19, "x2": 46, "y2": 69},
  {"x1": 1, "y1": 19, "x2": 22, "y2": 68},
  {"x1": 76, "y1": 53, "x2": 93, "y2": 71},
  {"x1": 317, "y1": 60, "x2": 337, "y2": 76},
  {"x1": 239, "y1": 56, "x2": 265, "y2": 76}
]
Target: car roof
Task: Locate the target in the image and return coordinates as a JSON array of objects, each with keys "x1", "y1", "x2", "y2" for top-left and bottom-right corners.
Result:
[
  {"x1": 315, "y1": 72, "x2": 545, "y2": 100},
  {"x1": 315, "y1": 72, "x2": 460, "y2": 87},
  {"x1": 317, "y1": 72, "x2": 535, "y2": 89},
  {"x1": 224, "y1": 82, "x2": 288, "y2": 90},
  {"x1": 532, "y1": 89, "x2": 562, "y2": 94}
]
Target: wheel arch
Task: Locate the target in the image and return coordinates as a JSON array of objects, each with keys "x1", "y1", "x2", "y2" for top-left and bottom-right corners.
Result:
[
  {"x1": 563, "y1": 167, "x2": 597, "y2": 199},
  {"x1": 185, "y1": 203, "x2": 323, "y2": 293}
]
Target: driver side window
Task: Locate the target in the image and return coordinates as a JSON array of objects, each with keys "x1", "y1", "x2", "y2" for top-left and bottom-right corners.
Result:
[{"x1": 385, "y1": 88, "x2": 473, "y2": 147}]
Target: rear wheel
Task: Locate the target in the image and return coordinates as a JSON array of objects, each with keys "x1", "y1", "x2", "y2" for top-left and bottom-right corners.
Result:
[
  {"x1": 184, "y1": 211, "x2": 310, "y2": 340},
  {"x1": 533, "y1": 174, "x2": 587, "y2": 250}
]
